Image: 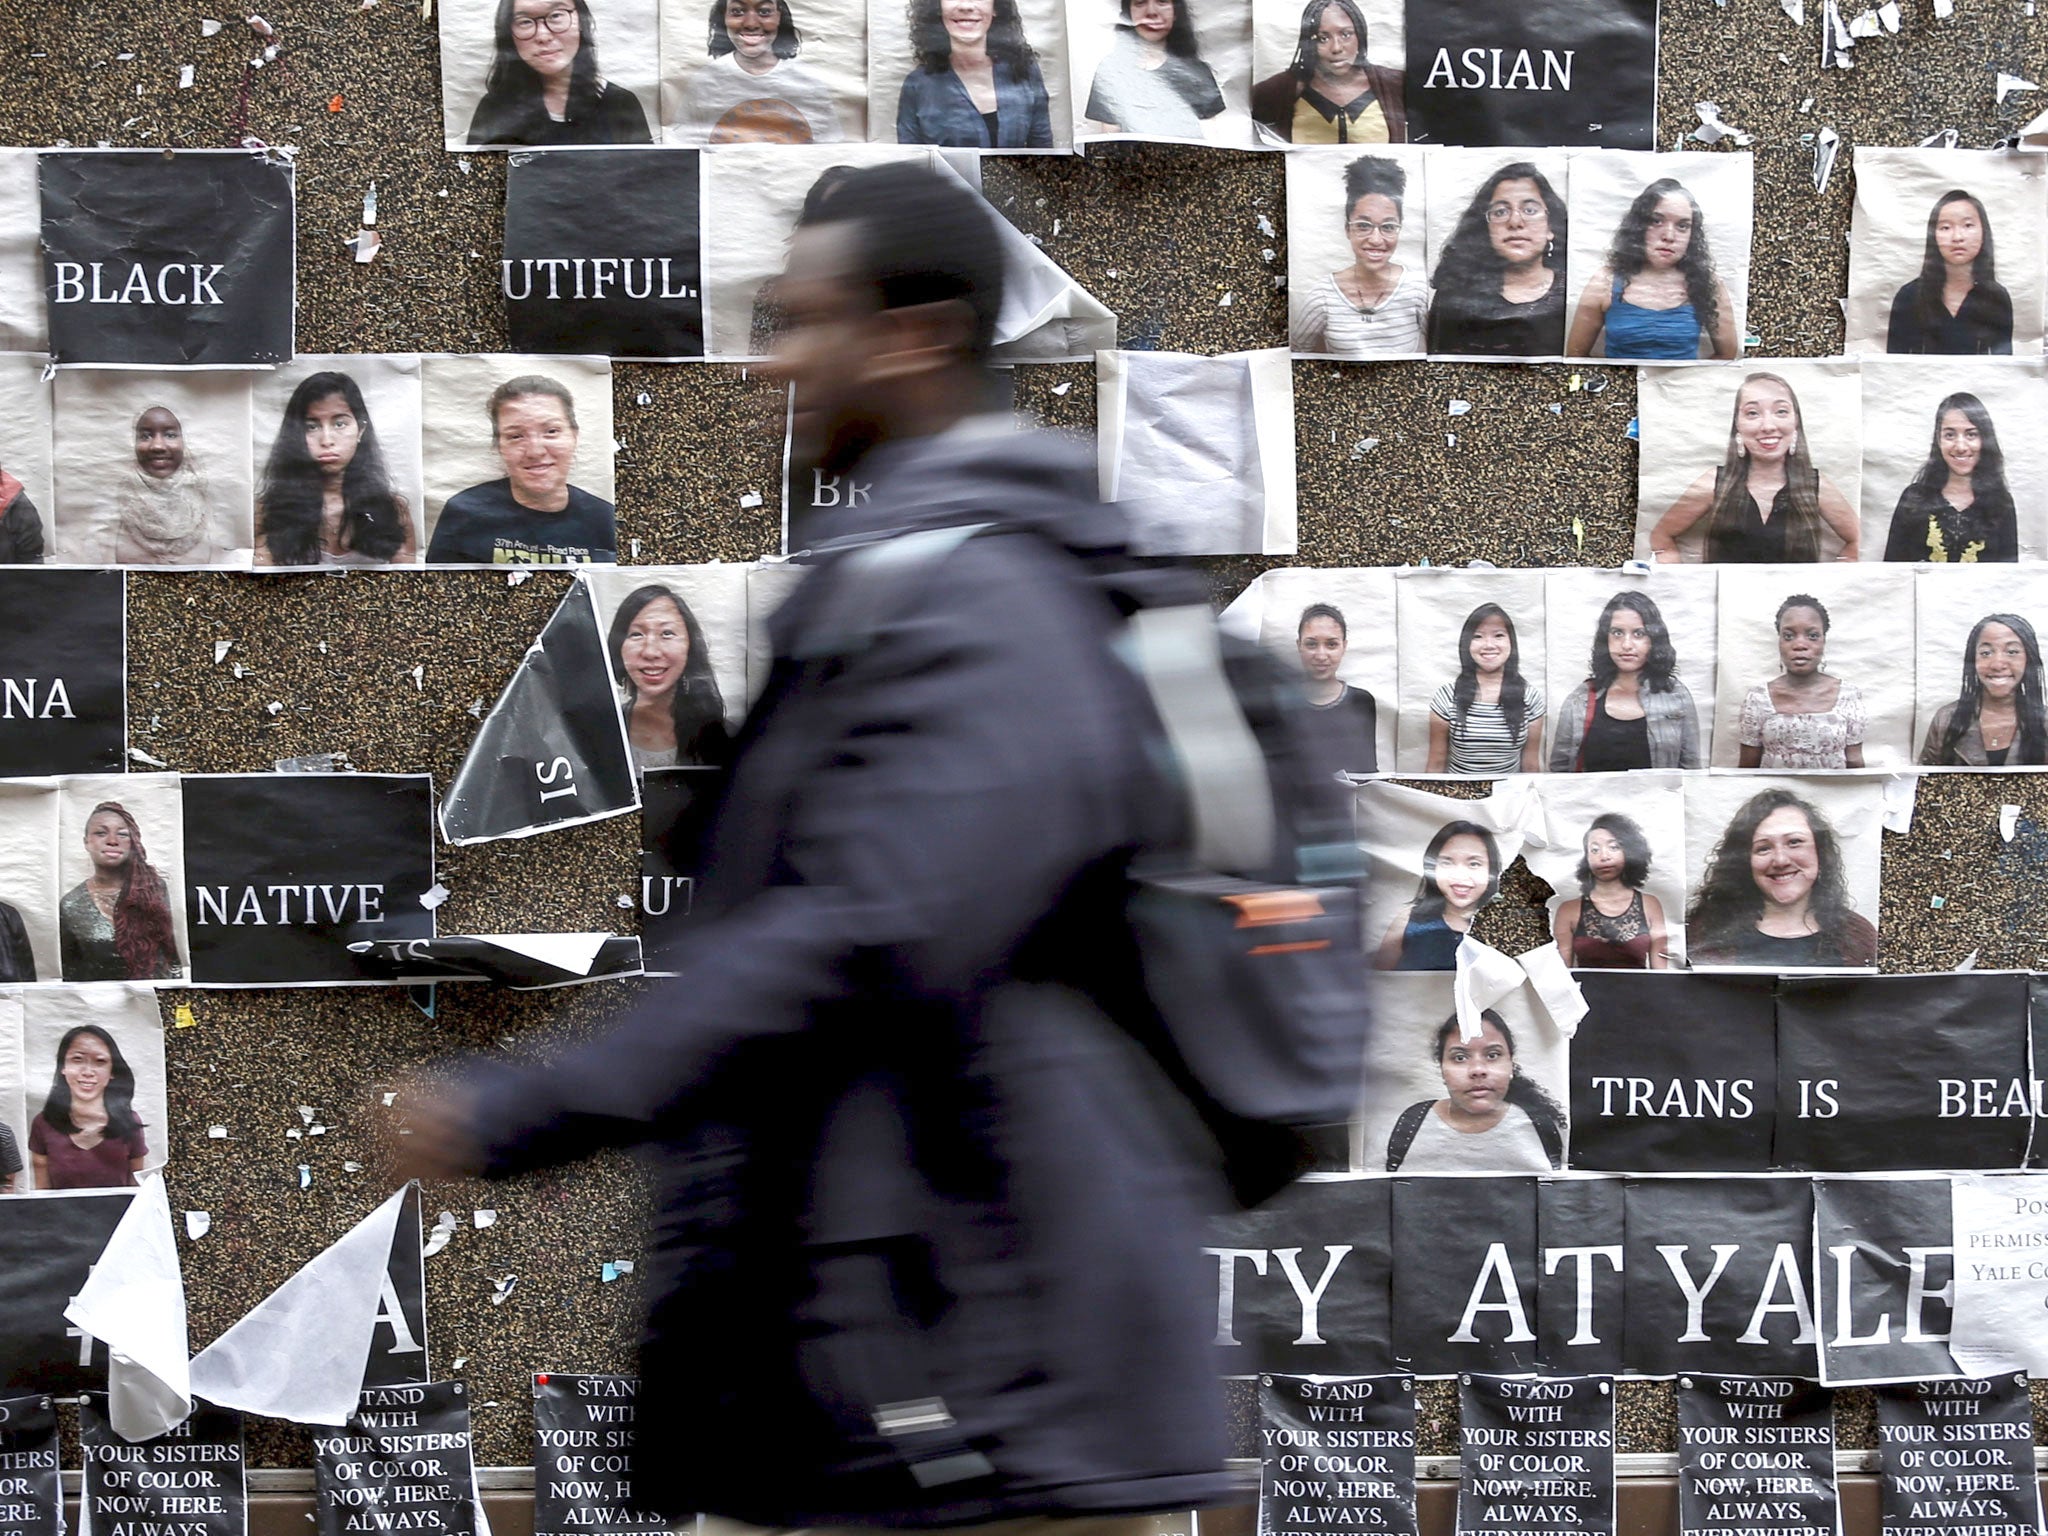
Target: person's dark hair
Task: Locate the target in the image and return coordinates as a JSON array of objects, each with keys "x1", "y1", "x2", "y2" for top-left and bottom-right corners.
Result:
[
  {"x1": 1686, "y1": 788, "x2": 1861, "y2": 960},
  {"x1": 1588, "y1": 589, "x2": 1678, "y2": 693},
  {"x1": 1575, "y1": 812, "x2": 1651, "y2": 893},
  {"x1": 907, "y1": 0, "x2": 1037, "y2": 74},
  {"x1": 1343, "y1": 155, "x2": 1405, "y2": 223},
  {"x1": 1451, "y1": 602, "x2": 1529, "y2": 743},
  {"x1": 608, "y1": 585, "x2": 729, "y2": 764},
  {"x1": 489, "y1": 375, "x2": 579, "y2": 436},
  {"x1": 257, "y1": 371, "x2": 409, "y2": 565},
  {"x1": 1116, "y1": 0, "x2": 1200, "y2": 57},
  {"x1": 1914, "y1": 190, "x2": 2006, "y2": 339},
  {"x1": 1408, "y1": 819, "x2": 1501, "y2": 922},
  {"x1": 1607, "y1": 178, "x2": 1720, "y2": 342},
  {"x1": 1430, "y1": 162, "x2": 1568, "y2": 297},
  {"x1": 1704, "y1": 372, "x2": 1826, "y2": 562},
  {"x1": 1428, "y1": 1009, "x2": 1567, "y2": 1167},
  {"x1": 40, "y1": 1025, "x2": 142, "y2": 1143},
  {"x1": 1936, "y1": 612, "x2": 2048, "y2": 766},
  {"x1": 1298, "y1": 601, "x2": 1346, "y2": 639},
  {"x1": 706, "y1": 0, "x2": 801, "y2": 56},
  {"x1": 802, "y1": 162, "x2": 1007, "y2": 365},
  {"x1": 477, "y1": 0, "x2": 606, "y2": 127},
  {"x1": 1285, "y1": 0, "x2": 1369, "y2": 80},
  {"x1": 1909, "y1": 391, "x2": 2009, "y2": 505},
  {"x1": 80, "y1": 802, "x2": 179, "y2": 980},
  {"x1": 1774, "y1": 592, "x2": 1829, "y2": 643}
]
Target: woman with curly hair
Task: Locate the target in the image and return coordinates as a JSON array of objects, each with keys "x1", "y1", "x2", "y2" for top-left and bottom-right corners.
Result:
[
  {"x1": 466, "y1": 0, "x2": 652, "y2": 145},
  {"x1": 1384, "y1": 1011, "x2": 1565, "y2": 1172},
  {"x1": 1567, "y1": 178, "x2": 1737, "y2": 360},
  {"x1": 1919, "y1": 612, "x2": 2048, "y2": 767},
  {"x1": 1687, "y1": 787, "x2": 1876, "y2": 967},
  {"x1": 1548, "y1": 590, "x2": 1702, "y2": 772},
  {"x1": 1886, "y1": 189, "x2": 2012, "y2": 355},
  {"x1": 1425, "y1": 161, "x2": 1568, "y2": 358},
  {"x1": 60, "y1": 802, "x2": 181, "y2": 982},
  {"x1": 610, "y1": 585, "x2": 731, "y2": 772},
  {"x1": 255, "y1": 371, "x2": 417, "y2": 567},
  {"x1": 29, "y1": 1025, "x2": 147, "y2": 1190},
  {"x1": 1881, "y1": 392, "x2": 2018, "y2": 563},
  {"x1": 1552, "y1": 813, "x2": 1668, "y2": 970},
  {"x1": 1738, "y1": 594, "x2": 1865, "y2": 771},
  {"x1": 1081, "y1": 0, "x2": 1224, "y2": 140},
  {"x1": 895, "y1": 0, "x2": 1051, "y2": 147}
]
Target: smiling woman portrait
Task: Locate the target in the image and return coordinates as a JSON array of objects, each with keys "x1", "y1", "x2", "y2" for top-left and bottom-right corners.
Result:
[
  {"x1": 1920, "y1": 612, "x2": 2048, "y2": 766},
  {"x1": 674, "y1": 0, "x2": 845, "y2": 141},
  {"x1": 28, "y1": 1025, "x2": 147, "y2": 1191},
  {"x1": 114, "y1": 404, "x2": 219, "y2": 565},
  {"x1": 1374, "y1": 818, "x2": 1500, "y2": 971},
  {"x1": 1881, "y1": 392, "x2": 2016, "y2": 563},
  {"x1": 896, "y1": 0, "x2": 1052, "y2": 147},
  {"x1": 1252, "y1": 0, "x2": 1404, "y2": 143},
  {"x1": 609, "y1": 584, "x2": 732, "y2": 771},
  {"x1": 59, "y1": 801, "x2": 181, "y2": 983},
  {"x1": 1290, "y1": 155, "x2": 1428, "y2": 357},
  {"x1": 427, "y1": 375, "x2": 616, "y2": 564},
  {"x1": 467, "y1": 0, "x2": 653, "y2": 144},
  {"x1": 1687, "y1": 787, "x2": 1876, "y2": 967}
]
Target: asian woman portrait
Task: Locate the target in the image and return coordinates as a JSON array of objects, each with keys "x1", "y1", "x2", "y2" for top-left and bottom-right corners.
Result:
[
  {"x1": 0, "y1": 896, "x2": 33, "y2": 982},
  {"x1": 1295, "y1": 601, "x2": 1378, "y2": 774},
  {"x1": 1427, "y1": 602, "x2": 1544, "y2": 774},
  {"x1": 674, "y1": 0, "x2": 845, "y2": 142},
  {"x1": 1886, "y1": 190, "x2": 2012, "y2": 355},
  {"x1": 255, "y1": 372, "x2": 417, "y2": 567},
  {"x1": 59, "y1": 801, "x2": 181, "y2": 983},
  {"x1": 1382, "y1": 1011, "x2": 1565, "y2": 1172},
  {"x1": 1919, "y1": 612, "x2": 2048, "y2": 766},
  {"x1": 1548, "y1": 590, "x2": 1702, "y2": 772},
  {"x1": 1290, "y1": 156, "x2": 1429, "y2": 358},
  {"x1": 611, "y1": 584, "x2": 732, "y2": 772},
  {"x1": 1552, "y1": 813, "x2": 1668, "y2": 970},
  {"x1": 1566, "y1": 178, "x2": 1737, "y2": 360},
  {"x1": 1425, "y1": 162, "x2": 1568, "y2": 359},
  {"x1": 1738, "y1": 594, "x2": 1865, "y2": 771},
  {"x1": 28, "y1": 1025, "x2": 145, "y2": 1191},
  {"x1": 1082, "y1": 0, "x2": 1224, "y2": 139},
  {"x1": 467, "y1": 0, "x2": 653, "y2": 145},
  {"x1": 1881, "y1": 392, "x2": 2017, "y2": 563},
  {"x1": 1374, "y1": 819, "x2": 1499, "y2": 971},
  {"x1": 115, "y1": 406, "x2": 219, "y2": 565},
  {"x1": 896, "y1": 0, "x2": 1053, "y2": 148},
  {"x1": 1251, "y1": 0, "x2": 1404, "y2": 143},
  {"x1": 1647, "y1": 372, "x2": 1860, "y2": 563},
  {"x1": 1687, "y1": 787, "x2": 1876, "y2": 967}
]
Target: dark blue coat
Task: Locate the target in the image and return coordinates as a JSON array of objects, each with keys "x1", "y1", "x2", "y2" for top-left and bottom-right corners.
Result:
[{"x1": 896, "y1": 57, "x2": 1054, "y2": 148}]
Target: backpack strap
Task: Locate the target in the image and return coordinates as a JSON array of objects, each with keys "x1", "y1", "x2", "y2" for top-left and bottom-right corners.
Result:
[{"x1": 1384, "y1": 1100, "x2": 1432, "y2": 1172}]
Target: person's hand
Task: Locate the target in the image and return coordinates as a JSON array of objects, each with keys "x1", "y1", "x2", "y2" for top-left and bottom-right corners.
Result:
[{"x1": 381, "y1": 1078, "x2": 487, "y2": 1184}]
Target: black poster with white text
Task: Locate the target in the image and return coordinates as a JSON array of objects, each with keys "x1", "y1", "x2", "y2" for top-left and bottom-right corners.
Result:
[
  {"x1": 1402, "y1": 0, "x2": 1658, "y2": 148},
  {"x1": 1876, "y1": 1374, "x2": 2043, "y2": 1536},
  {"x1": 503, "y1": 150, "x2": 702, "y2": 360},
  {"x1": 1258, "y1": 1375, "x2": 1417, "y2": 1536},
  {"x1": 2027, "y1": 975, "x2": 2048, "y2": 1169},
  {"x1": 1812, "y1": 1176, "x2": 1957, "y2": 1386},
  {"x1": 1391, "y1": 1177, "x2": 1538, "y2": 1377},
  {"x1": 0, "y1": 1394, "x2": 61, "y2": 1536},
  {"x1": 313, "y1": 1382, "x2": 475, "y2": 1536},
  {"x1": 1208, "y1": 1176, "x2": 1394, "y2": 1377},
  {"x1": 362, "y1": 1183, "x2": 429, "y2": 1389},
  {"x1": 0, "y1": 569, "x2": 125, "y2": 776},
  {"x1": 81, "y1": 1397, "x2": 245, "y2": 1536},
  {"x1": 531, "y1": 1375, "x2": 670, "y2": 1536},
  {"x1": 0, "y1": 1189, "x2": 130, "y2": 1394},
  {"x1": 40, "y1": 151, "x2": 294, "y2": 366},
  {"x1": 181, "y1": 775, "x2": 435, "y2": 984},
  {"x1": 638, "y1": 766, "x2": 720, "y2": 972},
  {"x1": 1536, "y1": 1177, "x2": 1625, "y2": 1375},
  {"x1": 1676, "y1": 1375, "x2": 1836, "y2": 1536},
  {"x1": 1455, "y1": 1374, "x2": 1614, "y2": 1536}
]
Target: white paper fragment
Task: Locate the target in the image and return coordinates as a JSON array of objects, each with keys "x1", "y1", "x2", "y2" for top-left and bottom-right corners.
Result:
[
  {"x1": 1256, "y1": 214, "x2": 1275, "y2": 238},
  {"x1": 178, "y1": 64, "x2": 195, "y2": 88},
  {"x1": 506, "y1": 569, "x2": 531, "y2": 586},
  {"x1": 1779, "y1": 0, "x2": 1805, "y2": 21},
  {"x1": 1516, "y1": 944, "x2": 1588, "y2": 1036},
  {"x1": 1878, "y1": 0, "x2": 1900, "y2": 28},
  {"x1": 361, "y1": 182, "x2": 378, "y2": 226},
  {"x1": 202, "y1": 17, "x2": 223, "y2": 32},
  {"x1": 1452, "y1": 937, "x2": 1528, "y2": 1042},
  {"x1": 473, "y1": 1210, "x2": 497, "y2": 1229},
  {"x1": 409, "y1": 663, "x2": 424, "y2": 690},
  {"x1": 381, "y1": 1092, "x2": 398, "y2": 1106},
  {"x1": 614, "y1": 893, "x2": 635, "y2": 909},
  {"x1": 1690, "y1": 102, "x2": 1753, "y2": 146},
  {"x1": 1799, "y1": 95, "x2": 1814, "y2": 112},
  {"x1": 342, "y1": 1160, "x2": 363, "y2": 1172},
  {"x1": 466, "y1": 698, "x2": 485, "y2": 718},
  {"x1": 1999, "y1": 804, "x2": 2022, "y2": 842},
  {"x1": 286, "y1": 1128, "x2": 302, "y2": 1140},
  {"x1": 1955, "y1": 949, "x2": 1980, "y2": 971},
  {"x1": 185, "y1": 1211, "x2": 211, "y2": 1240},
  {"x1": 69, "y1": 1176, "x2": 193, "y2": 1442},
  {"x1": 419, "y1": 883, "x2": 451, "y2": 910},
  {"x1": 423, "y1": 1210, "x2": 459, "y2": 1258},
  {"x1": 207, "y1": 1125, "x2": 229, "y2": 1139},
  {"x1": 265, "y1": 701, "x2": 283, "y2": 715},
  {"x1": 1447, "y1": 400, "x2": 1472, "y2": 416},
  {"x1": 214, "y1": 640, "x2": 233, "y2": 663},
  {"x1": 489, "y1": 1275, "x2": 518, "y2": 1306},
  {"x1": 298, "y1": 1165, "x2": 312, "y2": 1188},
  {"x1": 1050, "y1": 381, "x2": 1072, "y2": 395},
  {"x1": 613, "y1": 1260, "x2": 633, "y2": 1274},
  {"x1": 1821, "y1": 0, "x2": 1854, "y2": 64},
  {"x1": 451, "y1": 1356, "x2": 468, "y2": 1371},
  {"x1": 298, "y1": 1106, "x2": 316, "y2": 1124},
  {"x1": 1999, "y1": 73, "x2": 2040, "y2": 103},
  {"x1": 1218, "y1": 292, "x2": 1233, "y2": 307},
  {"x1": 127, "y1": 746, "x2": 170, "y2": 768},
  {"x1": 1812, "y1": 127, "x2": 1842, "y2": 193},
  {"x1": 738, "y1": 490, "x2": 763, "y2": 508},
  {"x1": 1847, "y1": 7, "x2": 1881, "y2": 35},
  {"x1": 348, "y1": 228, "x2": 381, "y2": 264},
  {"x1": 247, "y1": 12, "x2": 275, "y2": 37},
  {"x1": 1881, "y1": 772, "x2": 1919, "y2": 834},
  {"x1": 1919, "y1": 127, "x2": 1960, "y2": 148},
  {"x1": 1933, "y1": 0, "x2": 1952, "y2": 15}
]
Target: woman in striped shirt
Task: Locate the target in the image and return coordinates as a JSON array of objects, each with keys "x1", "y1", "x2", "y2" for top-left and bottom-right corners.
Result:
[{"x1": 1426, "y1": 602, "x2": 1545, "y2": 774}]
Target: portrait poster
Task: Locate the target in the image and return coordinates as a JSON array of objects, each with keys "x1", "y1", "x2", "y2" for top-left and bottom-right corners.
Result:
[
  {"x1": 661, "y1": 0, "x2": 867, "y2": 143},
  {"x1": 1561, "y1": 150, "x2": 1753, "y2": 364},
  {"x1": 178, "y1": 775, "x2": 437, "y2": 986},
  {"x1": 418, "y1": 354, "x2": 616, "y2": 565},
  {"x1": 1066, "y1": 0, "x2": 1253, "y2": 147},
  {"x1": 1420, "y1": 147, "x2": 1572, "y2": 362},
  {"x1": 1389, "y1": 1174, "x2": 1539, "y2": 1376},
  {"x1": 1521, "y1": 773, "x2": 1688, "y2": 968},
  {"x1": 56, "y1": 777, "x2": 190, "y2": 986},
  {"x1": 868, "y1": 0, "x2": 1072, "y2": 149},
  {"x1": 1534, "y1": 1175, "x2": 1625, "y2": 1375},
  {"x1": 1676, "y1": 1375, "x2": 1837, "y2": 1536},
  {"x1": 1402, "y1": 0, "x2": 1656, "y2": 148},
  {"x1": 1219, "y1": 565, "x2": 1397, "y2": 774},
  {"x1": 16, "y1": 985, "x2": 169, "y2": 1192},
  {"x1": 81, "y1": 1398, "x2": 246, "y2": 1536},
  {"x1": 1357, "y1": 778, "x2": 1529, "y2": 975},
  {"x1": 1858, "y1": 357, "x2": 2048, "y2": 566},
  {"x1": 1249, "y1": 0, "x2": 1402, "y2": 148},
  {"x1": 0, "y1": 783, "x2": 57, "y2": 990},
  {"x1": 313, "y1": 1382, "x2": 477, "y2": 1536},
  {"x1": 638, "y1": 766, "x2": 721, "y2": 971},
  {"x1": 1391, "y1": 567, "x2": 1546, "y2": 772},
  {"x1": 0, "y1": 150, "x2": 45, "y2": 353},
  {"x1": 1679, "y1": 772, "x2": 1883, "y2": 974},
  {"x1": 1258, "y1": 1374, "x2": 1417, "y2": 1536},
  {"x1": 0, "y1": 1394, "x2": 61, "y2": 1536},
  {"x1": 0, "y1": 1188, "x2": 131, "y2": 1392},
  {"x1": 532, "y1": 1374, "x2": 672, "y2": 1536},
  {"x1": 1284, "y1": 145, "x2": 1430, "y2": 361},
  {"x1": 50, "y1": 370, "x2": 255, "y2": 569},
  {"x1": 503, "y1": 149, "x2": 704, "y2": 360},
  {"x1": 1844, "y1": 147, "x2": 2047, "y2": 358},
  {"x1": 1205, "y1": 1174, "x2": 1394, "y2": 1377},
  {"x1": 582, "y1": 562, "x2": 751, "y2": 758},
  {"x1": 38, "y1": 150, "x2": 294, "y2": 368},
  {"x1": 1634, "y1": 360, "x2": 1864, "y2": 565},
  {"x1": 1874, "y1": 1374, "x2": 2044, "y2": 1536},
  {"x1": 1909, "y1": 563, "x2": 2048, "y2": 769},
  {"x1": 438, "y1": 0, "x2": 661, "y2": 150},
  {"x1": 1774, "y1": 973, "x2": 2031, "y2": 1173},
  {"x1": 1708, "y1": 562, "x2": 1915, "y2": 770},
  {"x1": 0, "y1": 352, "x2": 56, "y2": 562},
  {"x1": 1096, "y1": 348, "x2": 1296, "y2": 556},
  {"x1": 0, "y1": 571, "x2": 126, "y2": 777},
  {"x1": 249, "y1": 355, "x2": 427, "y2": 569},
  {"x1": 1454, "y1": 1373, "x2": 1614, "y2": 1536},
  {"x1": 1357, "y1": 970, "x2": 1568, "y2": 1176},
  {"x1": 1812, "y1": 1175, "x2": 1958, "y2": 1386},
  {"x1": 0, "y1": 993, "x2": 22, "y2": 1192},
  {"x1": 1539, "y1": 566, "x2": 1717, "y2": 773}
]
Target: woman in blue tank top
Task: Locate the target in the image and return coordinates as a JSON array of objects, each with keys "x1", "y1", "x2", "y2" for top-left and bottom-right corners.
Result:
[{"x1": 1567, "y1": 177, "x2": 1738, "y2": 361}]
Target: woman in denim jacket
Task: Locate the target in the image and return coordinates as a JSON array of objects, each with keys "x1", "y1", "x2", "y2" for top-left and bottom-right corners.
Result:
[{"x1": 1548, "y1": 590, "x2": 1703, "y2": 772}]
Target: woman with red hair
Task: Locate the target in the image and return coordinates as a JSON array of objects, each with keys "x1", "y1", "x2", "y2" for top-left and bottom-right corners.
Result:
[{"x1": 59, "y1": 802, "x2": 181, "y2": 982}]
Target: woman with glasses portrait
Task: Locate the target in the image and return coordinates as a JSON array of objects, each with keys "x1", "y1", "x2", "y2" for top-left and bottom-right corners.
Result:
[
  {"x1": 1291, "y1": 155, "x2": 1428, "y2": 357},
  {"x1": 426, "y1": 376, "x2": 617, "y2": 564},
  {"x1": 467, "y1": 0, "x2": 653, "y2": 146},
  {"x1": 1425, "y1": 161, "x2": 1569, "y2": 358}
]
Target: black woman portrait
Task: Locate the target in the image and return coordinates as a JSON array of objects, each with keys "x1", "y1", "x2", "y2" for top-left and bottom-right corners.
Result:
[
  {"x1": 1251, "y1": 0, "x2": 1404, "y2": 143},
  {"x1": 59, "y1": 801, "x2": 182, "y2": 983}
]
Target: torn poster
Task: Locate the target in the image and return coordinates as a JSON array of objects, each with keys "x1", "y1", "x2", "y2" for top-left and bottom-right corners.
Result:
[
  {"x1": 531, "y1": 1375, "x2": 671, "y2": 1536},
  {"x1": 81, "y1": 1398, "x2": 244, "y2": 1534},
  {"x1": 346, "y1": 933, "x2": 642, "y2": 989},
  {"x1": 0, "y1": 1188, "x2": 133, "y2": 1393},
  {"x1": 65, "y1": 1172, "x2": 189, "y2": 1440}
]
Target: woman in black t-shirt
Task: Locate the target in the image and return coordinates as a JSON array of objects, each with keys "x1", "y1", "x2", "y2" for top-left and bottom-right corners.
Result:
[
  {"x1": 1425, "y1": 162, "x2": 1568, "y2": 358},
  {"x1": 1294, "y1": 602, "x2": 1378, "y2": 775},
  {"x1": 1885, "y1": 190, "x2": 2013, "y2": 355}
]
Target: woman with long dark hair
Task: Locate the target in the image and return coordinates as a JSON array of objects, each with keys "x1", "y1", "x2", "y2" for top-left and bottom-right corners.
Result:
[
  {"x1": 610, "y1": 585, "x2": 731, "y2": 771},
  {"x1": 1552, "y1": 813, "x2": 1668, "y2": 969},
  {"x1": 1427, "y1": 602, "x2": 1544, "y2": 774},
  {"x1": 1250, "y1": 0, "x2": 1405, "y2": 143},
  {"x1": 28, "y1": 1024, "x2": 147, "y2": 1190},
  {"x1": 1290, "y1": 155, "x2": 1429, "y2": 357},
  {"x1": 1425, "y1": 162, "x2": 1569, "y2": 358},
  {"x1": 466, "y1": 0, "x2": 653, "y2": 146},
  {"x1": 1881, "y1": 392, "x2": 2018, "y2": 563},
  {"x1": 1081, "y1": 0, "x2": 1224, "y2": 139},
  {"x1": 673, "y1": 0, "x2": 845, "y2": 142},
  {"x1": 895, "y1": 0, "x2": 1052, "y2": 147},
  {"x1": 58, "y1": 802, "x2": 181, "y2": 982},
  {"x1": 1687, "y1": 788, "x2": 1876, "y2": 967},
  {"x1": 1919, "y1": 612, "x2": 2048, "y2": 766},
  {"x1": 1548, "y1": 590, "x2": 1702, "y2": 772},
  {"x1": 1886, "y1": 189, "x2": 2012, "y2": 355},
  {"x1": 1738, "y1": 594, "x2": 1866, "y2": 770},
  {"x1": 1567, "y1": 178, "x2": 1737, "y2": 360},
  {"x1": 1648, "y1": 372, "x2": 1860, "y2": 563},
  {"x1": 1383, "y1": 1011, "x2": 1565, "y2": 1172},
  {"x1": 1373, "y1": 819, "x2": 1499, "y2": 971},
  {"x1": 255, "y1": 372, "x2": 416, "y2": 567},
  {"x1": 1295, "y1": 601, "x2": 1378, "y2": 774}
]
